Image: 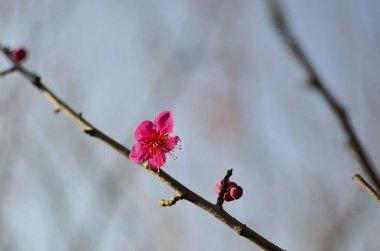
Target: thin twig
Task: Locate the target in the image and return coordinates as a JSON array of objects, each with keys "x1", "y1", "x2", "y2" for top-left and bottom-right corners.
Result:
[
  {"x1": 160, "y1": 192, "x2": 183, "y2": 207},
  {"x1": 352, "y1": 174, "x2": 380, "y2": 204},
  {"x1": 267, "y1": 0, "x2": 380, "y2": 192},
  {"x1": 0, "y1": 66, "x2": 16, "y2": 76},
  {"x1": 216, "y1": 169, "x2": 233, "y2": 206},
  {"x1": 0, "y1": 44, "x2": 285, "y2": 251}
]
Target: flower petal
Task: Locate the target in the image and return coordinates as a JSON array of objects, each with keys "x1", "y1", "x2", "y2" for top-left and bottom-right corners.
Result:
[
  {"x1": 134, "y1": 120, "x2": 155, "y2": 142},
  {"x1": 129, "y1": 142, "x2": 150, "y2": 163},
  {"x1": 154, "y1": 111, "x2": 174, "y2": 134},
  {"x1": 148, "y1": 151, "x2": 166, "y2": 169},
  {"x1": 163, "y1": 135, "x2": 179, "y2": 152}
]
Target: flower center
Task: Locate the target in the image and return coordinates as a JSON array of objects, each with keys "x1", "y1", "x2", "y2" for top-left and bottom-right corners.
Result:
[{"x1": 144, "y1": 131, "x2": 169, "y2": 154}]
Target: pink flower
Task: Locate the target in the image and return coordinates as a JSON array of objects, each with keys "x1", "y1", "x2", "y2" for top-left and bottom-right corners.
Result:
[{"x1": 129, "y1": 111, "x2": 179, "y2": 169}]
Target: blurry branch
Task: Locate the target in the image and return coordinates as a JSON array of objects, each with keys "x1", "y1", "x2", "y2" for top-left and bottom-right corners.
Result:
[
  {"x1": 352, "y1": 174, "x2": 380, "y2": 204},
  {"x1": 0, "y1": 44, "x2": 285, "y2": 251},
  {"x1": 0, "y1": 66, "x2": 15, "y2": 76},
  {"x1": 267, "y1": 0, "x2": 380, "y2": 192}
]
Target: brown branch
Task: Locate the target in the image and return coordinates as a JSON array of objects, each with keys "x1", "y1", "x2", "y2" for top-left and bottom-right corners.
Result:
[
  {"x1": 160, "y1": 192, "x2": 183, "y2": 207},
  {"x1": 352, "y1": 174, "x2": 380, "y2": 204},
  {"x1": 267, "y1": 0, "x2": 380, "y2": 192},
  {"x1": 0, "y1": 44, "x2": 285, "y2": 251},
  {"x1": 216, "y1": 169, "x2": 233, "y2": 206},
  {"x1": 0, "y1": 66, "x2": 16, "y2": 76}
]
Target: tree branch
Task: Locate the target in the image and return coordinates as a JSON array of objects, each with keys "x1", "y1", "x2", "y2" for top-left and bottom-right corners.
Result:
[
  {"x1": 216, "y1": 169, "x2": 233, "y2": 206},
  {"x1": 267, "y1": 0, "x2": 380, "y2": 192},
  {"x1": 160, "y1": 192, "x2": 183, "y2": 207},
  {"x1": 352, "y1": 174, "x2": 380, "y2": 204},
  {"x1": 0, "y1": 66, "x2": 16, "y2": 76},
  {"x1": 0, "y1": 44, "x2": 285, "y2": 251}
]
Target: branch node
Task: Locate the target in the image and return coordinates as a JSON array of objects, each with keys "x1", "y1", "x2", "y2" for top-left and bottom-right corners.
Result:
[
  {"x1": 160, "y1": 192, "x2": 183, "y2": 207},
  {"x1": 31, "y1": 75, "x2": 43, "y2": 88},
  {"x1": 216, "y1": 169, "x2": 233, "y2": 206},
  {"x1": 336, "y1": 106, "x2": 346, "y2": 119},
  {"x1": 308, "y1": 76, "x2": 319, "y2": 87},
  {"x1": 237, "y1": 224, "x2": 246, "y2": 235},
  {"x1": 345, "y1": 139, "x2": 356, "y2": 151},
  {"x1": 84, "y1": 128, "x2": 95, "y2": 135}
]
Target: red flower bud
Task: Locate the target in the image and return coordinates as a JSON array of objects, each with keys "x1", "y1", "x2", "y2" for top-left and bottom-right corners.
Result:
[
  {"x1": 223, "y1": 192, "x2": 234, "y2": 201},
  {"x1": 11, "y1": 48, "x2": 27, "y2": 62},
  {"x1": 215, "y1": 179, "x2": 243, "y2": 202},
  {"x1": 230, "y1": 186, "x2": 243, "y2": 200},
  {"x1": 228, "y1": 181, "x2": 237, "y2": 188}
]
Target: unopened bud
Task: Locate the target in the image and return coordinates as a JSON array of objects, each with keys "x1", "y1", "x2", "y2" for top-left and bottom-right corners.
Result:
[{"x1": 11, "y1": 48, "x2": 27, "y2": 62}]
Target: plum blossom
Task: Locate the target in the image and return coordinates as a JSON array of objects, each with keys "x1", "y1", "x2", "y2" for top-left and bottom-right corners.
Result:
[{"x1": 129, "y1": 111, "x2": 179, "y2": 169}]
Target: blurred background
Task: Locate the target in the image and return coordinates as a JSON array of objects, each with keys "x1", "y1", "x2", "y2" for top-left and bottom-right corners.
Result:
[{"x1": 0, "y1": 0, "x2": 380, "y2": 250}]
